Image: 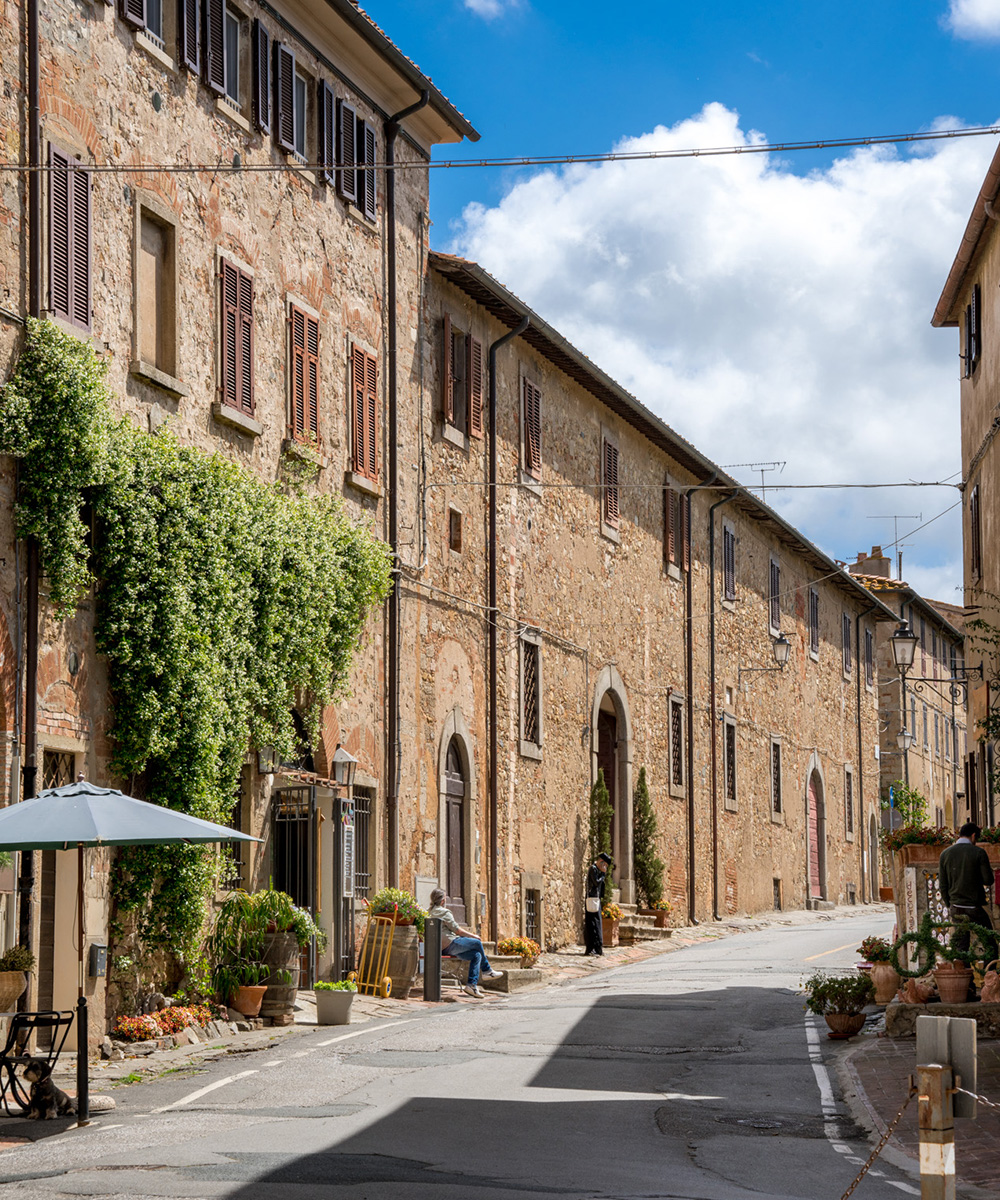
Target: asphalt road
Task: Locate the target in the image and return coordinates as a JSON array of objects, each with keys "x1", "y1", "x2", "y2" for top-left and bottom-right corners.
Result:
[{"x1": 0, "y1": 910, "x2": 926, "y2": 1199}]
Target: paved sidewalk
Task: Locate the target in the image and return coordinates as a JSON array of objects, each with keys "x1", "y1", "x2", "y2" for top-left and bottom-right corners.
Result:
[{"x1": 845, "y1": 1036, "x2": 1000, "y2": 1194}]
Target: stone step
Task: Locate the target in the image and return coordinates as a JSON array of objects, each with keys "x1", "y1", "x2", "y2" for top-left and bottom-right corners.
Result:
[
  {"x1": 480, "y1": 968, "x2": 544, "y2": 993},
  {"x1": 619, "y1": 922, "x2": 674, "y2": 941}
]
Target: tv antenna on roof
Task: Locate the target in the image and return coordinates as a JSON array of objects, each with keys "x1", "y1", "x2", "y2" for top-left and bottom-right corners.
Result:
[
  {"x1": 867, "y1": 513, "x2": 921, "y2": 581},
  {"x1": 721, "y1": 460, "x2": 786, "y2": 504}
]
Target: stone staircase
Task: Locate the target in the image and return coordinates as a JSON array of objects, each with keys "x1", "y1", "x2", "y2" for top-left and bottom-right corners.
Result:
[
  {"x1": 439, "y1": 945, "x2": 544, "y2": 994},
  {"x1": 617, "y1": 904, "x2": 674, "y2": 943}
]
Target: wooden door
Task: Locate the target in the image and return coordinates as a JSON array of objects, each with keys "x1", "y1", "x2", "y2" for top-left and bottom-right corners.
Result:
[
  {"x1": 444, "y1": 739, "x2": 467, "y2": 924},
  {"x1": 808, "y1": 774, "x2": 822, "y2": 899},
  {"x1": 597, "y1": 710, "x2": 617, "y2": 815}
]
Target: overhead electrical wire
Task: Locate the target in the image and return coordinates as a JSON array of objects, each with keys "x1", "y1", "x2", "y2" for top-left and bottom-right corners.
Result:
[{"x1": 0, "y1": 122, "x2": 997, "y2": 176}]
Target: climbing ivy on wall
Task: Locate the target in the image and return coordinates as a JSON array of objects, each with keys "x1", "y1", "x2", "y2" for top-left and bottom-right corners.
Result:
[{"x1": 0, "y1": 320, "x2": 392, "y2": 957}]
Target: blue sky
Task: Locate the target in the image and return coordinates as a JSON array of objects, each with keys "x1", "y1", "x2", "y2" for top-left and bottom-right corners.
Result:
[{"x1": 374, "y1": 1, "x2": 1000, "y2": 603}]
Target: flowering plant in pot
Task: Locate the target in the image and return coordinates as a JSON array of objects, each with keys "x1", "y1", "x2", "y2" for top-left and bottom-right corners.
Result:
[
  {"x1": 498, "y1": 936, "x2": 541, "y2": 967},
  {"x1": 0, "y1": 946, "x2": 34, "y2": 1011},
  {"x1": 601, "y1": 901, "x2": 622, "y2": 948},
  {"x1": 208, "y1": 890, "x2": 295, "y2": 1017},
  {"x1": 314, "y1": 979, "x2": 357, "y2": 1026},
  {"x1": 368, "y1": 888, "x2": 426, "y2": 934},
  {"x1": 856, "y1": 936, "x2": 899, "y2": 1004},
  {"x1": 804, "y1": 971, "x2": 874, "y2": 1039}
]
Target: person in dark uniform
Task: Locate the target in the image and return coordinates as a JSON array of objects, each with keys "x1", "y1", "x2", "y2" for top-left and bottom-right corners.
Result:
[
  {"x1": 939, "y1": 822, "x2": 997, "y2": 959},
  {"x1": 583, "y1": 852, "x2": 612, "y2": 956}
]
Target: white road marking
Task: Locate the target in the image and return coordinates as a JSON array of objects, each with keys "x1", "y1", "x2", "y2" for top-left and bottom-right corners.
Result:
[
  {"x1": 887, "y1": 1183, "x2": 920, "y2": 1194},
  {"x1": 152, "y1": 1069, "x2": 259, "y2": 1112},
  {"x1": 315, "y1": 1018, "x2": 415, "y2": 1047}
]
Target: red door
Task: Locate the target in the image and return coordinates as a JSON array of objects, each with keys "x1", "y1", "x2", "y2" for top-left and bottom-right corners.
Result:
[{"x1": 808, "y1": 774, "x2": 822, "y2": 899}]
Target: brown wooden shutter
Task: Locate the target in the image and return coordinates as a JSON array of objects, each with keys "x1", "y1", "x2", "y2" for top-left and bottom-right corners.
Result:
[
  {"x1": 290, "y1": 308, "x2": 306, "y2": 438},
  {"x1": 49, "y1": 146, "x2": 71, "y2": 323},
  {"x1": 352, "y1": 345, "x2": 367, "y2": 476},
  {"x1": 204, "y1": 0, "x2": 225, "y2": 95},
  {"x1": 318, "y1": 81, "x2": 335, "y2": 185},
  {"x1": 178, "y1": 0, "x2": 200, "y2": 72},
  {"x1": 523, "y1": 379, "x2": 541, "y2": 476},
  {"x1": 274, "y1": 42, "x2": 296, "y2": 153},
  {"x1": 664, "y1": 486, "x2": 676, "y2": 564},
  {"x1": 237, "y1": 269, "x2": 254, "y2": 414},
  {"x1": 70, "y1": 165, "x2": 91, "y2": 331},
  {"x1": 360, "y1": 120, "x2": 377, "y2": 220},
  {"x1": 221, "y1": 259, "x2": 239, "y2": 410},
  {"x1": 603, "y1": 439, "x2": 619, "y2": 527},
  {"x1": 723, "y1": 526, "x2": 735, "y2": 599},
  {"x1": 680, "y1": 492, "x2": 690, "y2": 569},
  {"x1": 769, "y1": 560, "x2": 780, "y2": 628},
  {"x1": 121, "y1": 0, "x2": 145, "y2": 29},
  {"x1": 468, "y1": 335, "x2": 483, "y2": 438},
  {"x1": 365, "y1": 351, "x2": 377, "y2": 480},
  {"x1": 442, "y1": 313, "x2": 454, "y2": 423},
  {"x1": 336, "y1": 99, "x2": 357, "y2": 203},
  {"x1": 252, "y1": 19, "x2": 270, "y2": 132}
]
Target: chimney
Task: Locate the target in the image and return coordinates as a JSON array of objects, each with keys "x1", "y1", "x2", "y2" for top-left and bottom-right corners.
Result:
[{"x1": 847, "y1": 545, "x2": 892, "y2": 579}]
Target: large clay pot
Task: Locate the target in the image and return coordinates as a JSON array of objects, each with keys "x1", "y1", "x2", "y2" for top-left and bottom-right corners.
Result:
[
  {"x1": 363, "y1": 923, "x2": 419, "y2": 999},
  {"x1": 870, "y1": 962, "x2": 901, "y2": 1006},
  {"x1": 230, "y1": 985, "x2": 268, "y2": 1017},
  {"x1": 0, "y1": 971, "x2": 27, "y2": 1011},
  {"x1": 261, "y1": 931, "x2": 301, "y2": 1019},
  {"x1": 601, "y1": 918, "x2": 620, "y2": 948},
  {"x1": 824, "y1": 1013, "x2": 866, "y2": 1039},
  {"x1": 934, "y1": 962, "x2": 972, "y2": 1005},
  {"x1": 639, "y1": 909, "x2": 670, "y2": 929},
  {"x1": 315, "y1": 989, "x2": 355, "y2": 1025}
]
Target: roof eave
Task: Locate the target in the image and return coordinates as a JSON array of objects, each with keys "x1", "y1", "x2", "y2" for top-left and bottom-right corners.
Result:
[{"x1": 932, "y1": 140, "x2": 1000, "y2": 328}]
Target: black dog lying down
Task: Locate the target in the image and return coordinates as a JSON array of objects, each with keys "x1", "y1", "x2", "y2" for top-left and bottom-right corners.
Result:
[{"x1": 21, "y1": 1058, "x2": 74, "y2": 1119}]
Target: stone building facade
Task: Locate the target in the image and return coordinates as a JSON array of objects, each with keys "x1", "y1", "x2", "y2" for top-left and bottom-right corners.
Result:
[
  {"x1": 848, "y1": 549, "x2": 969, "y2": 832},
  {"x1": 0, "y1": 0, "x2": 475, "y2": 1037},
  {"x1": 932, "y1": 141, "x2": 1000, "y2": 828}
]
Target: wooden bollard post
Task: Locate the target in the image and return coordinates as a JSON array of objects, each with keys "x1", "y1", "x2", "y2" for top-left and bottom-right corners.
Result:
[{"x1": 917, "y1": 1062, "x2": 954, "y2": 1200}]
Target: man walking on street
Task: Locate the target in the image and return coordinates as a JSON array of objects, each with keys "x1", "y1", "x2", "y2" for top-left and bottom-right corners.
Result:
[
  {"x1": 583, "y1": 852, "x2": 612, "y2": 956},
  {"x1": 939, "y1": 822, "x2": 996, "y2": 958}
]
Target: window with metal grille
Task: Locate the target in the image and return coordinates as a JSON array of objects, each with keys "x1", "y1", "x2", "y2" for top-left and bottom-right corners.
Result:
[
  {"x1": 724, "y1": 722, "x2": 737, "y2": 810},
  {"x1": 670, "y1": 698, "x2": 684, "y2": 789},
  {"x1": 524, "y1": 888, "x2": 540, "y2": 943},
  {"x1": 770, "y1": 740, "x2": 782, "y2": 814},
  {"x1": 723, "y1": 525, "x2": 736, "y2": 600},
  {"x1": 970, "y1": 484, "x2": 982, "y2": 579},
  {"x1": 844, "y1": 767, "x2": 854, "y2": 836},
  {"x1": 521, "y1": 636, "x2": 541, "y2": 747},
  {"x1": 353, "y1": 787, "x2": 373, "y2": 899},
  {"x1": 809, "y1": 589, "x2": 819, "y2": 656},
  {"x1": 842, "y1": 612, "x2": 852, "y2": 675},
  {"x1": 448, "y1": 508, "x2": 462, "y2": 553},
  {"x1": 769, "y1": 559, "x2": 780, "y2": 631},
  {"x1": 864, "y1": 628, "x2": 874, "y2": 688},
  {"x1": 42, "y1": 750, "x2": 74, "y2": 791}
]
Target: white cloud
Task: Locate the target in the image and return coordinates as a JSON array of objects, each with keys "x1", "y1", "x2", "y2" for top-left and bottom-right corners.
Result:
[
  {"x1": 945, "y1": 0, "x2": 1000, "y2": 39},
  {"x1": 450, "y1": 103, "x2": 994, "y2": 600},
  {"x1": 464, "y1": 0, "x2": 518, "y2": 18}
]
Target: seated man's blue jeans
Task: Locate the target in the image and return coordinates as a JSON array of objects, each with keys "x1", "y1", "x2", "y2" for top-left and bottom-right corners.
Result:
[{"x1": 444, "y1": 936, "x2": 494, "y2": 987}]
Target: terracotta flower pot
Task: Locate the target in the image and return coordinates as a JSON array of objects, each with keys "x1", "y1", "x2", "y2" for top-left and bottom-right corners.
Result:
[
  {"x1": 0, "y1": 971, "x2": 27, "y2": 1012},
  {"x1": 520, "y1": 956, "x2": 539, "y2": 969},
  {"x1": 824, "y1": 1013, "x2": 866, "y2": 1039},
  {"x1": 870, "y1": 962, "x2": 901, "y2": 1006},
  {"x1": 601, "y1": 917, "x2": 619, "y2": 948},
  {"x1": 639, "y1": 909, "x2": 670, "y2": 928},
  {"x1": 230, "y1": 985, "x2": 268, "y2": 1017},
  {"x1": 934, "y1": 963, "x2": 972, "y2": 1005}
]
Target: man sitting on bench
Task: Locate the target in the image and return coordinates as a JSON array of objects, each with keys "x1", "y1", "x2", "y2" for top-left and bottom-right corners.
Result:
[{"x1": 428, "y1": 888, "x2": 503, "y2": 998}]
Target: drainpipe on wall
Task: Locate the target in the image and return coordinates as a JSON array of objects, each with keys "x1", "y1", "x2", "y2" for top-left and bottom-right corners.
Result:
[
  {"x1": 855, "y1": 603, "x2": 875, "y2": 905},
  {"x1": 17, "y1": 0, "x2": 42, "y2": 960},
  {"x1": 487, "y1": 315, "x2": 528, "y2": 944},
  {"x1": 707, "y1": 489, "x2": 739, "y2": 922},
  {"x1": 383, "y1": 89, "x2": 429, "y2": 888}
]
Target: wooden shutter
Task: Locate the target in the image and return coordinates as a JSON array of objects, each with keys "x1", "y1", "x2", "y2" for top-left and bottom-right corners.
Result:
[
  {"x1": 680, "y1": 490, "x2": 689, "y2": 569},
  {"x1": 318, "y1": 81, "x2": 335, "y2": 185},
  {"x1": 664, "y1": 486, "x2": 677, "y2": 564},
  {"x1": 121, "y1": 0, "x2": 145, "y2": 29},
  {"x1": 809, "y1": 590, "x2": 819, "y2": 654},
  {"x1": 351, "y1": 346, "x2": 377, "y2": 480},
  {"x1": 769, "y1": 560, "x2": 780, "y2": 628},
  {"x1": 365, "y1": 352, "x2": 377, "y2": 479},
  {"x1": 973, "y1": 283, "x2": 982, "y2": 370},
  {"x1": 289, "y1": 307, "x2": 319, "y2": 441},
  {"x1": 723, "y1": 526, "x2": 735, "y2": 600},
  {"x1": 523, "y1": 379, "x2": 541, "y2": 476},
  {"x1": 49, "y1": 146, "x2": 71, "y2": 323},
  {"x1": 468, "y1": 335, "x2": 483, "y2": 437},
  {"x1": 237, "y1": 269, "x2": 254, "y2": 414},
  {"x1": 360, "y1": 120, "x2": 377, "y2": 220},
  {"x1": 965, "y1": 303, "x2": 973, "y2": 378},
  {"x1": 220, "y1": 259, "x2": 254, "y2": 415},
  {"x1": 603, "y1": 439, "x2": 619, "y2": 527},
  {"x1": 442, "y1": 313, "x2": 454, "y2": 423},
  {"x1": 204, "y1": 0, "x2": 225, "y2": 95},
  {"x1": 70, "y1": 165, "x2": 91, "y2": 331},
  {"x1": 336, "y1": 99, "x2": 357, "y2": 203},
  {"x1": 178, "y1": 0, "x2": 200, "y2": 72},
  {"x1": 252, "y1": 19, "x2": 270, "y2": 132},
  {"x1": 274, "y1": 42, "x2": 296, "y2": 153}
]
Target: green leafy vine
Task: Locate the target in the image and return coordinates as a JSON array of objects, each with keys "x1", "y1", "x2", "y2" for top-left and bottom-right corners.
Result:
[{"x1": 0, "y1": 320, "x2": 392, "y2": 959}]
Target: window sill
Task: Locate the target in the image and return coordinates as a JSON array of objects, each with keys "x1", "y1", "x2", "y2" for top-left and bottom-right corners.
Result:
[
  {"x1": 345, "y1": 202, "x2": 378, "y2": 230},
  {"x1": 845, "y1": 832, "x2": 855, "y2": 843},
  {"x1": 135, "y1": 31, "x2": 177, "y2": 73},
  {"x1": 282, "y1": 437, "x2": 328, "y2": 470},
  {"x1": 665, "y1": 562, "x2": 682, "y2": 584},
  {"x1": 809, "y1": 650, "x2": 819, "y2": 663},
  {"x1": 345, "y1": 470, "x2": 381, "y2": 498},
  {"x1": 216, "y1": 97, "x2": 251, "y2": 133},
  {"x1": 669, "y1": 783, "x2": 687, "y2": 801},
  {"x1": 519, "y1": 741, "x2": 542, "y2": 762},
  {"x1": 720, "y1": 595, "x2": 735, "y2": 609},
  {"x1": 441, "y1": 423, "x2": 469, "y2": 452},
  {"x1": 130, "y1": 360, "x2": 189, "y2": 398},
  {"x1": 723, "y1": 801, "x2": 738, "y2": 814},
  {"x1": 212, "y1": 401, "x2": 263, "y2": 437},
  {"x1": 287, "y1": 159, "x2": 317, "y2": 186},
  {"x1": 771, "y1": 811, "x2": 784, "y2": 825},
  {"x1": 600, "y1": 520, "x2": 621, "y2": 545},
  {"x1": 518, "y1": 468, "x2": 542, "y2": 497}
]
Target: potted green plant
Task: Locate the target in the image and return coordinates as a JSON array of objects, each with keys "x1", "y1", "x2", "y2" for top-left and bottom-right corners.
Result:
[
  {"x1": 804, "y1": 971, "x2": 874, "y2": 1039},
  {"x1": 889, "y1": 913, "x2": 995, "y2": 1005},
  {"x1": 314, "y1": 979, "x2": 357, "y2": 1025},
  {"x1": 857, "y1": 936, "x2": 899, "y2": 1005},
  {"x1": 601, "y1": 901, "x2": 622, "y2": 948},
  {"x1": 253, "y1": 890, "x2": 327, "y2": 1023},
  {"x1": 0, "y1": 946, "x2": 34, "y2": 1011},
  {"x1": 208, "y1": 890, "x2": 294, "y2": 1017},
  {"x1": 364, "y1": 889, "x2": 427, "y2": 999}
]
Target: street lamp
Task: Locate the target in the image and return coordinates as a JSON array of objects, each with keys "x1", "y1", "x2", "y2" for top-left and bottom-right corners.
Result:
[
  {"x1": 896, "y1": 727, "x2": 914, "y2": 753},
  {"x1": 332, "y1": 744, "x2": 358, "y2": 790},
  {"x1": 890, "y1": 621, "x2": 918, "y2": 671},
  {"x1": 772, "y1": 633, "x2": 791, "y2": 667}
]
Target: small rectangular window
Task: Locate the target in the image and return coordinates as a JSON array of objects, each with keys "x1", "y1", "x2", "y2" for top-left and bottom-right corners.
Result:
[
  {"x1": 42, "y1": 749, "x2": 75, "y2": 791},
  {"x1": 669, "y1": 697, "x2": 684, "y2": 790},
  {"x1": 935, "y1": 712, "x2": 940, "y2": 755},
  {"x1": 723, "y1": 525, "x2": 736, "y2": 601},
  {"x1": 809, "y1": 589, "x2": 819, "y2": 656},
  {"x1": 522, "y1": 378, "x2": 541, "y2": 478},
  {"x1": 146, "y1": 0, "x2": 164, "y2": 43},
  {"x1": 864, "y1": 628, "x2": 874, "y2": 688},
  {"x1": 137, "y1": 209, "x2": 176, "y2": 377},
  {"x1": 970, "y1": 484, "x2": 982, "y2": 580},
  {"x1": 293, "y1": 71, "x2": 307, "y2": 158},
  {"x1": 520, "y1": 631, "x2": 542, "y2": 754},
  {"x1": 448, "y1": 508, "x2": 462, "y2": 553},
  {"x1": 842, "y1": 612, "x2": 852, "y2": 675},
  {"x1": 965, "y1": 282, "x2": 982, "y2": 377},
  {"x1": 724, "y1": 721, "x2": 737, "y2": 811},
  {"x1": 351, "y1": 344, "x2": 378, "y2": 482},
  {"x1": 770, "y1": 740, "x2": 782, "y2": 815},
  {"x1": 224, "y1": 6, "x2": 240, "y2": 104},
  {"x1": 923, "y1": 704, "x2": 929, "y2": 749},
  {"x1": 845, "y1": 767, "x2": 854, "y2": 837},
  {"x1": 769, "y1": 559, "x2": 780, "y2": 631},
  {"x1": 603, "y1": 438, "x2": 619, "y2": 528}
]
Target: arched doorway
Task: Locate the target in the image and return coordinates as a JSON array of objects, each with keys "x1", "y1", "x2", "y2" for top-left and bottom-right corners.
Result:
[
  {"x1": 869, "y1": 813, "x2": 879, "y2": 899},
  {"x1": 808, "y1": 770, "x2": 826, "y2": 901},
  {"x1": 444, "y1": 736, "x2": 467, "y2": 924},
  {"x1": 591, "y1": 666, "x2": 634, "y2": 903}
]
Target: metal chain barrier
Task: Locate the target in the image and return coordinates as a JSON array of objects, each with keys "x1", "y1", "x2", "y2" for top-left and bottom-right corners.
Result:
[
  {"x1": 953, "y1": 1086, "x2": 1000, "y2": 1112},
  {"x1": 837, "y1": 1084, "x2": 917, "y2": 1200}
]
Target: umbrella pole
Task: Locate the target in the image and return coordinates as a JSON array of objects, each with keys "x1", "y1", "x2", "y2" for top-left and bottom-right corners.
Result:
[{"x1": 76, "y1": 843, "x2": 89, "y2": 1126}]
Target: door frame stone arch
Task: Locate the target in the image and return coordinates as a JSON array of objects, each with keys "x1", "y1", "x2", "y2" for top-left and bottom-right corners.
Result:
[
  {"x1": 805, "y1": 754, "x2": 828, "y2": 904},
  {"x1": 591, "y1": 664, "x2": 635, "y2": 904},
  {"x1": 437, "y1": 708, "x2": 477, "y2": 921}
]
